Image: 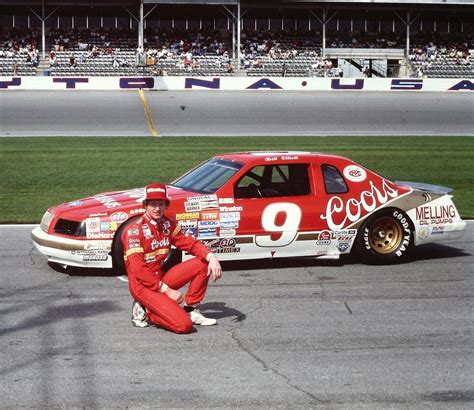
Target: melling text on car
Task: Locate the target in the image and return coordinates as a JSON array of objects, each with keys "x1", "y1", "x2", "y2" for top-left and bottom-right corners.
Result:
[{"x1": 32, "y1": 152, "x2": 466, "y2": 272}]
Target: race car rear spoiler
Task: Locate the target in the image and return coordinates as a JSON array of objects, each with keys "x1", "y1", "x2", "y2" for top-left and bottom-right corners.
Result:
[{"x1": 395, "y1": 181, "x2": 453, "y2": 194}]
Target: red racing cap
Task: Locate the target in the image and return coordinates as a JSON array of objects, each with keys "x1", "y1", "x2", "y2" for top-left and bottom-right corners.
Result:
[{"x1": 144, "y1": 183, "x2": 169, "y2": 202}]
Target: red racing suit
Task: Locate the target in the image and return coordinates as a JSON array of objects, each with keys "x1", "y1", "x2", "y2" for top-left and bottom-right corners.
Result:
[{"x1": 122, "y1": 213, "x2": 211, "y2": 333}]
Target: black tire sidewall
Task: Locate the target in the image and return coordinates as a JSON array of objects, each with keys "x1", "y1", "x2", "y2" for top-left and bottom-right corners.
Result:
[
  {"x1": 358, "y1": 209, "x2": 413, "y2": 264},
  {"x1": 111, "y1": 216, "x2": 140, "y2": 275}
]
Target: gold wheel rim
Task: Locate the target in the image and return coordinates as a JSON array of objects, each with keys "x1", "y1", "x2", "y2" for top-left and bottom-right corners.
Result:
[{"x1": 369, "y1": 217, "x2": 403, "y2": 254}]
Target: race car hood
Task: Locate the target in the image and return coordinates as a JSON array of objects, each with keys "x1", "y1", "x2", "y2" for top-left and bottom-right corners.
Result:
[{"x1": 48, "y1": 185, "x2": 198, "y2": 220}]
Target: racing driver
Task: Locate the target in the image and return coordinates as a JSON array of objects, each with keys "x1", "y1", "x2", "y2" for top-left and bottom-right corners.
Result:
[{"x1": 122, "y1": 183, "x2": 222, "y2": 333}]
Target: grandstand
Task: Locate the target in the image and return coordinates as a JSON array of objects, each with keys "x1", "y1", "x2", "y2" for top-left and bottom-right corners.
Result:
[{"x1": 0, "y1": 0, "x2": 473, "y2": 78}]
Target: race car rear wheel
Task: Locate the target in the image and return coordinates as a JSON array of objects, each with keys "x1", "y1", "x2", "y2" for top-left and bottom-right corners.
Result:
[{"x1": 356, "y1": 209, "x2": 413, "y2": 264}]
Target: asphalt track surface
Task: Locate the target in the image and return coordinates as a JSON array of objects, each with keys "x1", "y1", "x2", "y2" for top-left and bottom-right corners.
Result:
[
  {"x1": 1, "y1": 90, "x2": 473, "y2": 136},
  {"x1": 0, "y1": 224, "x2": 473, "y2": 408}
]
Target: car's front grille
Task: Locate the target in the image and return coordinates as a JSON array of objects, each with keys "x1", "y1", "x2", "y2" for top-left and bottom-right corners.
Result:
[{"x1": 54, "y1": 219, "x2": 86, "y2": 237}]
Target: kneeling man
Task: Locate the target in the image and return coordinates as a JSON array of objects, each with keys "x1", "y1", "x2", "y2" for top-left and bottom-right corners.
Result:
[{"x1": 122, "y1": 183, "x2": 222, "y2": 333}]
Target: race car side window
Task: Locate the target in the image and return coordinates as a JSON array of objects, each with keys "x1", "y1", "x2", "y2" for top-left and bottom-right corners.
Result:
[
  {"x1": 235, "y1": 164, "x2": 310, "y2": 198},
  {"x1": 322, "y1": 164, "x2": 348, "y2": 194}
]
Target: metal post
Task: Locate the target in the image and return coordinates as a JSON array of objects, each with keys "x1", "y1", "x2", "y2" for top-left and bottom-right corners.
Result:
[
  {"x1": 138, "y1": 0, "x2": 144, "y2": 48},
  {"x1": 322, "y1": 7, "x2": 326, "y2": 59},
  {"x1": 42, "y1": 0, "x2": 45, "y2": 60},
  {"x1": 237, "y1": 1, "x2": 241, "y2": 73},
  {"x1": 406, "y1": 10, "x2": 410, "y2": 60},
  {"x1": 232, "y1": 18, "x2": 235, "y2": 60}
]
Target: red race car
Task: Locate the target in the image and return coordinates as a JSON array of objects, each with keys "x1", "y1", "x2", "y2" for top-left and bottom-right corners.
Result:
[{"x1": 32, "y1": 151, "x2": 466, "y2": 272}]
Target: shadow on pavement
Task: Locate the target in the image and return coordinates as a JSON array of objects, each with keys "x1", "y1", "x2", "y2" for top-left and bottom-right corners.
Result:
[
  {"x1": 198, "y1": 301, "x2": 246, "y2": 323},
  {"x1": 0, "y1": 300, "x2": 119, "y2": 338}
]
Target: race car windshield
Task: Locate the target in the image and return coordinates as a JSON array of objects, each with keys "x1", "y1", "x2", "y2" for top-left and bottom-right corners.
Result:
[{"x1": 172, "y1": 159, "x2": 243, "y2": 193}]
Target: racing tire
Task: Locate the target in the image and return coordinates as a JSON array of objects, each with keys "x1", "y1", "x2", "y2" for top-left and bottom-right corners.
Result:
[
  {"x1": 112, "y1": 216, "x2": 140, "y2": 276},
  {"x1": 356, "y1": 209, "x2": 413, "y2": 265},
  {"x1": 111, "y1": 216, "x2": 183, "y2": 275}
]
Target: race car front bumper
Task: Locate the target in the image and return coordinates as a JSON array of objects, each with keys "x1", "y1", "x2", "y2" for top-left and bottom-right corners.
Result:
[{"x1": 31, "y1": 226, "x2": 113, "y2": 269}]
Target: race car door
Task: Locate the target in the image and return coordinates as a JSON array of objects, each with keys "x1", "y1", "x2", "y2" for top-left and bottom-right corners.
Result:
[{"x1": 231, "y1": 162, "x2": 325, "y2": 259}]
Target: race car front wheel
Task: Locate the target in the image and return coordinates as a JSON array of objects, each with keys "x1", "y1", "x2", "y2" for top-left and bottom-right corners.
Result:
[
  {"x1": 356, "y1": 209, "x2": 413, "y2": 264},
  {"x1": 111, "y1": 216, "x2": 140, "y2": 275}
]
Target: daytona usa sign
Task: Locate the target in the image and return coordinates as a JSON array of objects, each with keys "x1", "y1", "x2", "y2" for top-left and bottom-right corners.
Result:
[{"x1": 1, "y1": 77, "x2": 472, "y2": 91}]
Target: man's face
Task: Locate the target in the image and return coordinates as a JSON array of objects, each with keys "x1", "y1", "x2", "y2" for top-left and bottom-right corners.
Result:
[{"x1": 145, "y1": 199, "x2": 167, "y2": 221}]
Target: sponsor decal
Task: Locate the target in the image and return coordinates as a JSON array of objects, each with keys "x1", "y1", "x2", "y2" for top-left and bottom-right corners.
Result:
[
  {"x1": 333, "y1": 229, "x2": 357, "y2": 236},
  {"x1": 220, "y1": 228, "x2": 236, "y2": 237},
  {"x1": 337, "y1": 243, "x2": 351, "y2": 253},
  {"x1": 110, "y1": 212, "x2": 128, "y2": 222},
  {"x1": 198, "y1": 220, "x2": 220, "y2": 229},
  {"x1": 183, "y1": 227, "x2": 197, "y2": 237},
  {"x1": 83, "y1": 253, "x2": 108, "y2": 261},
  {"x1": 147, "y1": 187, "x2": 165, "y2": 193},
  {"x1": 94, "y1": 194, "x2": 121, "y2": 209},
  {"x1": 84, "y1": 241, "x2": 110, "y2": 250},
  {"x1": 214, "y1": 247, "x2": 240, "y2": 254},
  {"x1": 151, "y1": 237, "x2": 170, "y2": 250},
  {"x1": 200, "y1": 200, "x2": 219, "y2": 210},
  {"x1": 88, "y1": 212, "x2": 108, "y2": 217},
  {"x1": 142, "y1": 224, "x2": 153, "y2": 238},
  {"x1": 265, "y1": 156, "x2": 278, "y2": 162},
  {"x1": 418, "y1": 227, "x2": 430, "y2": 240},
  {"x1": 128, "y1": 228, "x2": 139, "y2": 236},
  {"x1": 218, "y1": 197, "x2": 234, "y2": 204},
  {"x1": 316, "y1": 231, "x2": 332, "y2": 245},
  {"x1": 201, "y1": 210, "x2": 219, "y2": 221},
  {"x1": 220, "y1": 220, "x2": 239, "y2": 229},
  {"x1": 144, "y1": 255, "x2": 156, "y2": 263},
  {"x1": 187, "y1": 194, "x2": 218, "y2": 202},
  {"x1": 72, "y1": 250, "x2": 108, "y2": 259},
  {"x1": 343, "y1": 165, "x2": 367, "y2": 183},
  {"x1": 185, "y1": 202, "x2": 201, "y2": 212},
  {"x1": 321, "y1": 179, "x2": 400, "y2": 230},
  {"x1": 178, "y1": 220, "x2": 197, "y2": 229},
  {"x1": 130, "y1": 208, "x2": 145, "y2": 215},
  {"x1": 220, "y1": 212, "x2": 241, "y2": 222},
  {"x1": 186, "y1": 194, "x2": 219, "y2": 210},
  {"x1": 219, "y1": 206, "x2": 243, "y2": 212},
  {"x1": 100, "y1": 221, "x2": 117, "y2": 231},
  {"x1": 202, "y1": 237, "x2": 236, "y2": 249},
  {"x1": 198, "y1": 228, "x2": 217, "y2": 238},
  {"x1": 86, "y1": 218, "x2": 100, "y2": 233},
  {"x1": 176, "y1": 212, "x2": 200, "y2": 220},
  {"x1": 431, "y1": 226, "x2": 445, "y2": 235},
  {"x1": 415, "y1": 205, "x2": 456, "y2": 225},
  {"x1": 68, "y1": 200, "x2": 82, "y2": 206},
  {"x1": 128, "y1": 238, "x2": 140, "y2": 244},
  {"x1": 281, "y1": 155, "x2": 298, "y2": 160},
  {"x1": 86, "y1": 232, "x2": 114, "y2": 239}
]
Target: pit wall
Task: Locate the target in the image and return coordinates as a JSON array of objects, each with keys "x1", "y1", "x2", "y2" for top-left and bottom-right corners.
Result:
[{"x1": 0, "y1": 76, "x2": 473, "y2": 91}]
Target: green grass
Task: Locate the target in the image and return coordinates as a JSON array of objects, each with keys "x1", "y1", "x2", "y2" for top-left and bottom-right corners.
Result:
[{"x1": 1, "y1": 136, "x2": 473, "y2": 223}]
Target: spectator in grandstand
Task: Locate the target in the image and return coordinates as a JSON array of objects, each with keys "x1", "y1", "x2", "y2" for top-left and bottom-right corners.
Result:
[
  {"x1": 69, "y1": 54, "x2": 77, "y2": 68},
  {"x1": 49, "y1": 50, "x2": 57, "y2": 67}
]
